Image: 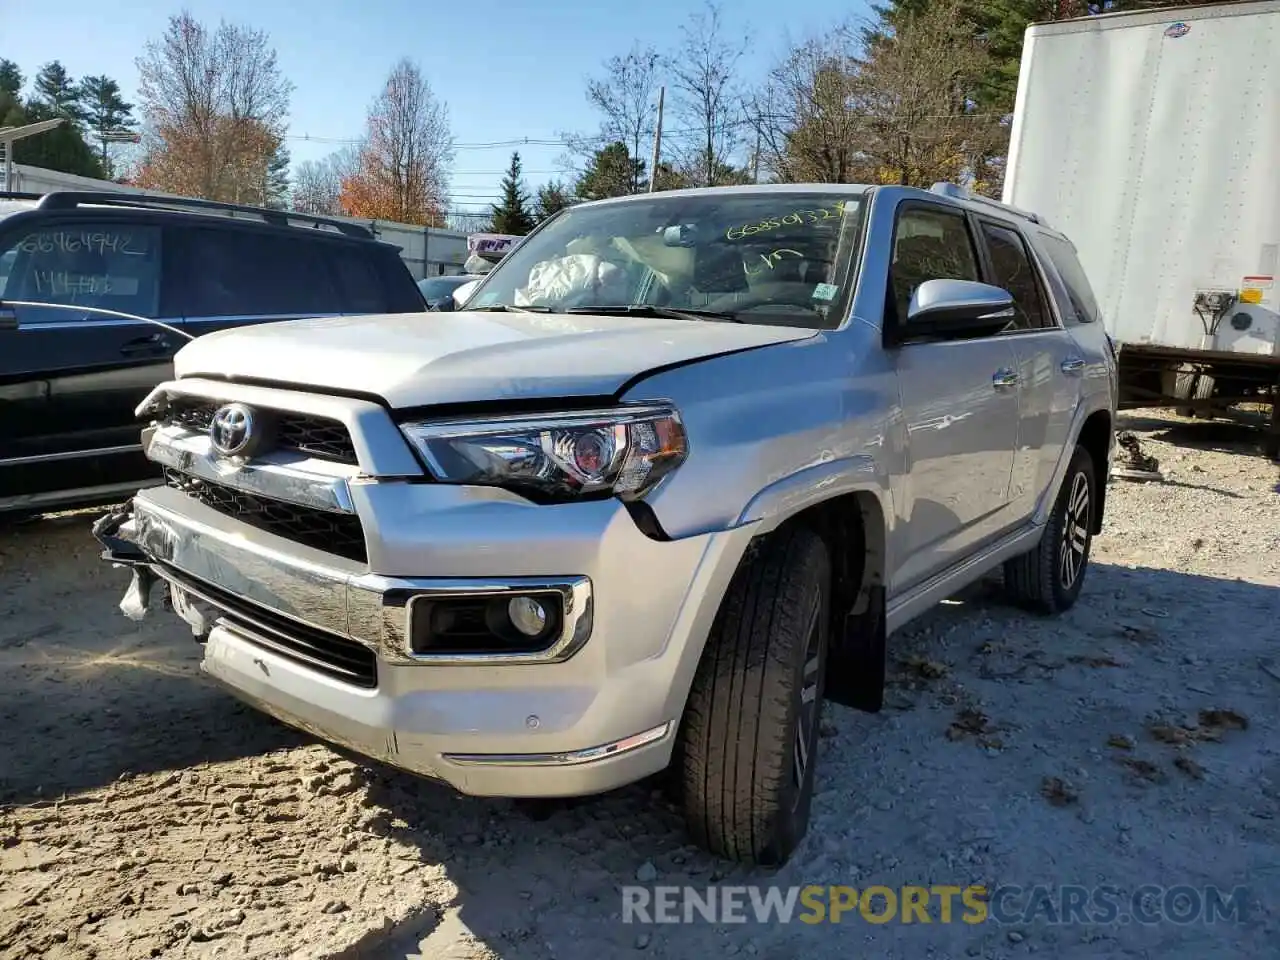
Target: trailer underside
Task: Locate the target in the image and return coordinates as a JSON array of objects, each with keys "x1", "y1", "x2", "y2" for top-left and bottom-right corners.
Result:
[{"x1": 1116, "y1": 344, "x2": 1280, "y2": 459}]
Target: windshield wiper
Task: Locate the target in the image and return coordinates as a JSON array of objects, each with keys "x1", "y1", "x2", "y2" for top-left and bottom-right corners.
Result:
[
  {"x1": 565, "y1": 304, "x2": 743, "y2": 323},
  {"x1": 468, "y1": 303, "x2": 553, "y2": 313}
]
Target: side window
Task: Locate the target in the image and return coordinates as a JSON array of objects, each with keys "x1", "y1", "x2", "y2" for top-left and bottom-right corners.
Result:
[
  {"x1": 0, "y1": 222, "x2": 162, "y2": 320},
  {"x1": 891, "y1": 206, "x2": 981, "y2": 323},
  {"x1": 172, "y1": 228, "x2": 339, "y2": 318},
  {"x1": 977, "y1": 222, "x2": 1051, "y2": 330},
  {"x1": 328, "y1": 249, "x2": 389, "y2": 314},
  {"x1": 1039, "y1": 234, "x2": 1100, "y2": 324}
]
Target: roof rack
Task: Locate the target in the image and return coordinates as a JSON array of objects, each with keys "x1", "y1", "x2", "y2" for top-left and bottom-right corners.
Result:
[
  {"x1": 34, "y1": 191, "x2": 374, "y2": 239},
  {"x1": 928, "y1": 182, "x2": 1043, "y2": 225}
]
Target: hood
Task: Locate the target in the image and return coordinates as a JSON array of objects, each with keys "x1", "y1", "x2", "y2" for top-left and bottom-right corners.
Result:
[{"x1": 174, "y1": 310, "x2": 818, "y2": 408}]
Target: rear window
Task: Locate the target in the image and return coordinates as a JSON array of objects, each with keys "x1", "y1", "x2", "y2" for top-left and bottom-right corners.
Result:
[
  {"x1": 171, "y1": 227, "x2": 339, "y2": 318},
  {"x1": 328, "y1": 249, "x2": 390, "y2": 314},
  {"x1": 1039, "y1": 234, "x2": 1101, "y2": 324}
]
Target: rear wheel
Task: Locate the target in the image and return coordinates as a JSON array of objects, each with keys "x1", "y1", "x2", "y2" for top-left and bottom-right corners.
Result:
[
  {"x1": 677, "y1": 526, "x2": 830, "y2": 866},
  {"x1": 1004, "y1": 445, "x2": 1096, "y2": 615}
]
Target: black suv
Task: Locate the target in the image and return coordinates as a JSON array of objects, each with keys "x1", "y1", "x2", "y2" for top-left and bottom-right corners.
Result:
[{"x1": 0, "y1": 191, "x2": 426, "y2": 518}]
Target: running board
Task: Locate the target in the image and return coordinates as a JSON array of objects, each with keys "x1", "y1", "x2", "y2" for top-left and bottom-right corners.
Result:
[{"x1": 885, "y1": 525, "x2": 1042, "y2": 635}]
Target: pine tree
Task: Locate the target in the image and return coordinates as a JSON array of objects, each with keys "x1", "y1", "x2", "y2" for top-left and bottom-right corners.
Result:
[
  {"x1": 573, "y1": 142, "x2": 646, "y2": 201},
  {"x1": 533, "y1": 180, "x2": 571, "y2": 223},
  {"x1": 489, "y1": 151, "x2": 536, "y2": 235},
  {"x1": 0, "y1": 59, "x2": 22, "y2": 98},
  {"x1": 265, "y1": 144, "x2": 291, "y2": 209},
  {"x1": 32, "y1": 61, "x2": 85, "y2": 122},
  {"x1": 79, "y1": 75, "x2": 136, "y2": 175}
]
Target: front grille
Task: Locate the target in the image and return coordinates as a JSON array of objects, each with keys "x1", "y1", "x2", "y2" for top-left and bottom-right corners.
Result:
[
  {"x1": 160, "y1": 563, "x2": 377, "y2": 688},
  {"x1": 163, "y1": 397, "x2": 359, "y2": 465},
  {"x1": 165, "y1": 468, "x2": 368, "y2": 563}
]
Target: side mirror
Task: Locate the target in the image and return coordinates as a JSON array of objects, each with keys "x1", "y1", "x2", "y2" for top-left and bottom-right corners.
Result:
[
  {"x1": 898, "y1": 279, "x2": 1015, "y2": 342},
  {"x1": 0, "y1": 301, "x2": 17, "y2": 331}
]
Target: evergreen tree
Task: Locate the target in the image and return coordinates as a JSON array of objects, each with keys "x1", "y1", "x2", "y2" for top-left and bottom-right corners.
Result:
[
  {"x1": 11, "y1": 101, "x2": 104, "y2": 177},
  {"x1": 533, "y1": 180, "x2": 571, "y2": 223},
  {"x1": 32, "y1": 61, "x2": 85, "y2": 122},
  {"x1": 79, "y1": 75, "x2": 136, "y2": 174},
  {"x1": 265, "y1": 144, "x2": 291, "y2": 209},
  {"x1": 489, "y1": 151, "x2": 536, "y2": 235},
  {"x1": 573, "y1": 142, "x2": 646, "y2": 201},
  {"x1": 0, "y1": 59, "x2": 22, "y2": 98}
]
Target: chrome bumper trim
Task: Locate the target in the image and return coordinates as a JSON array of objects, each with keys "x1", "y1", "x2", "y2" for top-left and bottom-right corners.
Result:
[
  {"x1": 128, "y1": 488, "x2": 594, "y2": 666},
  {"x1": 441, "y1": 722, "x2": 671, "y2": 767},
  {"x1": 143, "y1": 424, "x2": 360, "y2": 514}
]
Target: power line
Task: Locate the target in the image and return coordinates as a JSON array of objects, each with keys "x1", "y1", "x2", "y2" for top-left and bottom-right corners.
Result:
[{"x1": 286, "y1": 119, "x2": 763, "y2": 153}]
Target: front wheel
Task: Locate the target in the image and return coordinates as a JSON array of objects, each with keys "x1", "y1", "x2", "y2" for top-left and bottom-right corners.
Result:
[
  {"x1": 677, "y1": 526, "x2": 830, "y2": 866},
  {"x1": 1004, "y1": 445, "x2": 1096, "y2": 615}
]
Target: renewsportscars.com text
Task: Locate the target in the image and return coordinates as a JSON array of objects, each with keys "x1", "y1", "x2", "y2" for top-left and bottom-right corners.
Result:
[{"x1": 621, "y1": 884, "x2": 1251, "y2": 926}]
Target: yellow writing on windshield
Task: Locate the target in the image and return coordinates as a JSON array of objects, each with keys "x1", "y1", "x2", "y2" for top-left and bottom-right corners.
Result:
[
  {"x1": 726, "y1": 201, "x2": 847, "y2": 241},
  {"x1": 746, "y1": 248, "x2": 805, "y2": 277}
]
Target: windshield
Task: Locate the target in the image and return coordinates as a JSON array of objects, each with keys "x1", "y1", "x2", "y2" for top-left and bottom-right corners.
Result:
[
  {"x1": 466, "y1": 189, "x2": 866, "y2": 329},
  {"x1": 418, "y1": 275, "x2": 471, "y2": 299}
]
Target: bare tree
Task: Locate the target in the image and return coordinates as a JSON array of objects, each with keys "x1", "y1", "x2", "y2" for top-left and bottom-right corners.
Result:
[
  {"x1": 748, "y1": 27, "x2": 867, "y2": 184},
  {"x1": 340, "y1": 58, "x2": 453, "y2": 226},
  {"x1": 134, "y1": 12, "x2": 292, "y2": 203},
  {"x1": 666, "y1": 1, "x2": 750, "y2": 187},
  {"x1": 583, "y1": 44, "x2": 662, "y2": 193},
  {"x1": 852, "y1": 1, "x2": 1005, "y2": 192},
  {"x1": 291, "y1": 147, "x2": 356, "y2": 215}
]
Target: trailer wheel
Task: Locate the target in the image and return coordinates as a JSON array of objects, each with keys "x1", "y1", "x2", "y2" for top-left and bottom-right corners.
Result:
[{"x1": 1172, "y1": 371, "x2": 1208, "y2": 419}]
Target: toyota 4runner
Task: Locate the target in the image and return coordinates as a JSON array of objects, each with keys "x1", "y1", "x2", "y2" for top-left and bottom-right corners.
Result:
[{"x1": 95, "y1": 182, "x2": 1117, "y2": 865}]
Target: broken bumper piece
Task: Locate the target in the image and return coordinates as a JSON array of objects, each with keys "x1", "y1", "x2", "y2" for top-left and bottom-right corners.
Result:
[{"x1": 92, "y1": 501, "x2": 216, "y2": 636}]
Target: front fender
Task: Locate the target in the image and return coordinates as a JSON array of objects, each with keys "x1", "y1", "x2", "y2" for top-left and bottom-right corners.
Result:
[
  {"x1": 735, "y1": 453, "x2": 890, "y2": 533},
  {"x1": 619, "y1": 324, "x2": 898, "y2": 541}
]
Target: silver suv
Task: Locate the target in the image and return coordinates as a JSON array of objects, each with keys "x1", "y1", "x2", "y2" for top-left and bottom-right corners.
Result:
[{"x1": 96, "y1": 183, "x2": 1117, "y2": 866}]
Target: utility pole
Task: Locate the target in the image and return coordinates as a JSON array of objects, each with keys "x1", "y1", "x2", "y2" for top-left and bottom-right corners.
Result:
[
  {"x1": 752, "y1": 129, "x2": 762, "y2": 184},
  {"x1": 648, "y1": 86, "x2": 665, "y2": 193}
]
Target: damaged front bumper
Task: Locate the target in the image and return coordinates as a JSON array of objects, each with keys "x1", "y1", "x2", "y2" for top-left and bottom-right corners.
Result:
[{"x1": 88, "y1": 486, "x2": 750, "y2": 798}]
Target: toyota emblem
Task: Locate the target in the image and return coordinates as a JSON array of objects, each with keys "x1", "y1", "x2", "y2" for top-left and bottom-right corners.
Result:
[{"x1": 209, "y1": 403, "x2": 257, "y2": 457}]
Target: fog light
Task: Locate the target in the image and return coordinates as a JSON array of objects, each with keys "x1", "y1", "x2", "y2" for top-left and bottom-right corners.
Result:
[{"x1": 508, "y1": 596, "x2": 548, "y2": 637}]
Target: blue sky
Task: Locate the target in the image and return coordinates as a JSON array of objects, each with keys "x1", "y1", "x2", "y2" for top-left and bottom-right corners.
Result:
[{"x1": 2, "y1": 0, "x2": 871, "y2": 216}]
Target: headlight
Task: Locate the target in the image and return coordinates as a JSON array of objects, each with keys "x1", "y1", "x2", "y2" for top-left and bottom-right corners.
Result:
[{"x1": 400, "y1": 403, "x2": 687, "y2": 502}]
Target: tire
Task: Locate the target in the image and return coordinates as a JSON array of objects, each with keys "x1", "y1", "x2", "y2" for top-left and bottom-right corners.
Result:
[
  {"x1": 678, "y1": 526, "x2": 830, "y2": 866},
  {"x1": 1173, "y1": 370, "x2": 1198, "y2": 417},
  {"x1": 1004, "y1": 445, "x2": 1096, "y2": 615}
]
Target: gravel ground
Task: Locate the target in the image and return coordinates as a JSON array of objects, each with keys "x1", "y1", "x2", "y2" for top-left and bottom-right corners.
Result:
[{"x1": 1, "y1": 409, "x2": 1277, "y2": 960}]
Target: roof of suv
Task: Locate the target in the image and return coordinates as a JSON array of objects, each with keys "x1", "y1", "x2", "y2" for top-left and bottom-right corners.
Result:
[{"x1": 0, "y1": 190, "x2": 394, "y2": 248}]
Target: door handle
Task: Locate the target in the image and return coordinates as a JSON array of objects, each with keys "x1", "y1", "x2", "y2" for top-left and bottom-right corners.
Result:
[
  {"x1": 1060, "y1": 356, "x2": 1086, "y2": 375},
  {"x1": 992, "y1": 368, "x2": 1020, "y2": 391},
  {"x1": 120, "y1": 333, "x2": 171, "y2": 356}
]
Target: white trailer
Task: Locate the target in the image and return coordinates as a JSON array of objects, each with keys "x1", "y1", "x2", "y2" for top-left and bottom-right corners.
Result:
[{"x1": 1003, "y1": 0, "x2": 1280, "y2": 455}]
